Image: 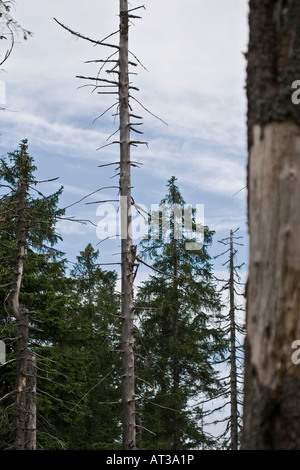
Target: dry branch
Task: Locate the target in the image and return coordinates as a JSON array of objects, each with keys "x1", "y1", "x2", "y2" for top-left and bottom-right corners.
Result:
[{"x1": 53, "y1": 18, "x2": 119, "y2": 50}]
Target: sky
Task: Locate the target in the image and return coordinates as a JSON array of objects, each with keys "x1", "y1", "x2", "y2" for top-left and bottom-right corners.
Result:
[{"x1": 0, "y1": 0, "x2": 249, "y2": 281}]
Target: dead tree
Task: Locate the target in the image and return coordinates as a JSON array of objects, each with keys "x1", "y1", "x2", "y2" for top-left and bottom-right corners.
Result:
[
  {"x1": 242, "y1": 0, "x2": 300, "y2": 449},
  {"x1": 119, "y1": 0, "x2": 136, "y2": 450},
  {"x1": 228, "y1": 230, "x2": 238, "y2": 450},
  {"x1": 26, "y1": 352, "x2": 37, "y2": 450},
  {"x1": 54, "y1": 1, "x2": 153, "y2": 450}
]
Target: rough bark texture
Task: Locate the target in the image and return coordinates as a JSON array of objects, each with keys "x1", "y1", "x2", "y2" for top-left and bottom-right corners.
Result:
[
  {"x1": 243, "y1": 0, "x2": 300, "y2": 449},
  {"x1": 8, "y1": 175, "x2": 29, "y2": 450},
  {"x1": 243, "y1": 122, "x2": 300, "y2": 449},
  {"x1": 14, "y1": 314, "x2": 28, "y2": 450},
  {"x1": 119, "y1": 0, "x2": 136, "y2": 450},
  {"x1": 247, "y1": 0, "x2": 300, "y2": 148},
  {"x1": 26, "y1": 352, "x2": 37, "y2": 450}
]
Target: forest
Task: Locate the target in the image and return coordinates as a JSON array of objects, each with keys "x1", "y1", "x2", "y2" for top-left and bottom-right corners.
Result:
[
  {"x1": 1, "y1": 0, "x2": 300, "y2": 453},
  {"x1": 0, "y1": 141, "x2": 245, "y2": 450}
]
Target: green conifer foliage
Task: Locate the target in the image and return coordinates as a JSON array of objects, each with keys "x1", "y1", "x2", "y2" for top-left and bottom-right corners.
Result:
[{"x1": 0, "y1": 140, "x2": 65, "y2": 449}]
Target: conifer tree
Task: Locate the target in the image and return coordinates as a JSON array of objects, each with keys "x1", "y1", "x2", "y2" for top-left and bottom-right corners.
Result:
[
  {"x1": 29, "y1": 245, "x2": 121, "y2": 450},
  {"x1": 215, "y1": 229, "x2": 246, "y2": 449},
  {"x1": 0, "y1": 143, "x2": 123, "y2": 450},
  {"x1": 135, "y1": 177, "x2": 226, "y2": 450},
  {"x1": 64, "y1": 244, "x2": 121, "y2": 449}
]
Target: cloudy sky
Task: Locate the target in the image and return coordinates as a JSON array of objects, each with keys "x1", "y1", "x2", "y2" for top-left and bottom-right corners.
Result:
[{"x1": 0, "y1": 0, "x2": 249, "y2": 284}]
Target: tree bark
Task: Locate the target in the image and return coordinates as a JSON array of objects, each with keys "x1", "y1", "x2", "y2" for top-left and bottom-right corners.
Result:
[
  {"x1": 119, "y1": 0, "x2": 136, "y2": 450},
  {"x1": 7, "y1": 174, "x2": 29, "y2": 450},
  {"x1": 26, "y1": 352, "x2": 37, "y2": 450},
  {"x1": 242, "y1": 0, "x2": 300, "y2": 450},
  {"x1": 14, "y1": 313, "x2": 28, "y2": 450}
]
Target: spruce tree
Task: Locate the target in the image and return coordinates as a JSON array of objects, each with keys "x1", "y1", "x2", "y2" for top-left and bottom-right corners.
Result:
[
  {"x1": 0, "y1": 143, "x2": 123, "y2": 449},
  {"x1": 0, "y1": 140, "x2": 64, "y2": 449},
  {"x1": 62, "y1": 244, "x2": 121, "y2": 449},
  {"x1": 214, "y1": 229, "x2": 246, "y2": 449},
  {"x1": 135, "y1": 177, "x2": 226, "y2": 450}
]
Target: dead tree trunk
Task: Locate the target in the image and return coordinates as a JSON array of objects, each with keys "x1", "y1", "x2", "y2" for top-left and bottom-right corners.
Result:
[
  {"x1": 119, "y1": 0, "x2": 136, "y2": 451},
  {"x1": 7, "y1": 175, "x2": 29, "y2": 450},
  {"x1": 242, "y1": 0, "x2": 300, "y2": 450},
  {"x1": 54, "y1": 3, "x2": 152, "y2": 449},
  {"x1": 229, "y1": 230, "x2": 238, "y2": 450}
]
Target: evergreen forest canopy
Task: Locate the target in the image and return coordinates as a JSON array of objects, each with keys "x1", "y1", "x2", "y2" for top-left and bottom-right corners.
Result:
[{"x1": 0, "y1": 141, "x2": 244, "y2": 450}]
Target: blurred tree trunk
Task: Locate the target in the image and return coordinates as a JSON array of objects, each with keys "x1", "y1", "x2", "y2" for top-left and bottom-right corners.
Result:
[{"x1": 242, "y1": 0, "x2": 300, "y2": 450}]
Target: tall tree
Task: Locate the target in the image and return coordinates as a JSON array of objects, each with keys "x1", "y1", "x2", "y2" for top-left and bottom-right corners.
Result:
[
  {"x1": 135, "y1": 177, "x2": 226, "y2": 450},
  {"x1": 54, "y1": 1, "x2": 150, "y2": 449},
  {"x1": 118, "y1": 0, "x2": 136, "y2": 450},
  {"x1": 216, "y1": 229, "x2": 245, "y2": 450},
  {"x1": 0, "y1": 140, "x2": 63, "y2": 449},
  {"x1": 66, "y1": 244, "x2": 121, "y2": 449},
  {"x1": 242, "y1": 0, "x2": 300, "y2": 449}
]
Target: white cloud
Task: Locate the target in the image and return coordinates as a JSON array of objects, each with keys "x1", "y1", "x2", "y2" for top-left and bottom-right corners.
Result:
[
  {"x1": 0, "y1": 0, "x2": 249, "y2": 271},
  {"x1": 2, "y1": 110, "x2": 107, "y2": 154}
]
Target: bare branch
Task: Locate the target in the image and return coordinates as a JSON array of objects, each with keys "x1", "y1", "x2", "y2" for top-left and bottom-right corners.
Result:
[
  {"x1": 97, "y1": 141, "x2": 120, "y2": 151},
  {"x1": 85, "y1": 199, "x2": 119, "y2": 205},
  {"x1": 95, "y1": 262, "x2": 121, "y2": 266},
  {"x1": 96, "y1": 235, "x2": 120, "y2": 245},
  {"x1": 63, "y1": 186, "x2": 119, "y2": 210},
  {"x1": 0, "y1": 24, "x2": 14, "y2": 67},
  {"x1": 130, "y1": 95, "x2": 168, "y2": 125},
  {"x1": 130, "y1": 141, "x2": 148, "y2": 147},
  {"x1": 128, "y1": 5, "x2": 146, "y2": 14},
  {"x1": 76, "y1": 75, "x2": 118, "y2": 86},
  {"x1": 93, "y1": 101, "x2": 119, "y2": 123},
  {"x1": 29, "y1": 177, "x2": 59, "y2": 185},
  {"x1": 135, "y1": 424, "x2": 156, "y2": 436},
  {"x1": 136, "y1": 256, "x2": 179, "y2": 279},
  {"x1": 53, "y1": 18, "x2": 119, "y2": 49}
]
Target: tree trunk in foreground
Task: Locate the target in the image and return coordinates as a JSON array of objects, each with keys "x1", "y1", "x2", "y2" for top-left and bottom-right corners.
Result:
[{"x1": 242, "y1": 0, "x2": 300, "y2": 450}]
